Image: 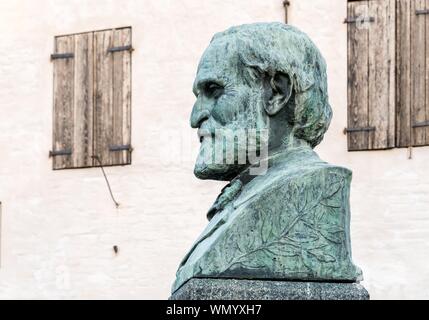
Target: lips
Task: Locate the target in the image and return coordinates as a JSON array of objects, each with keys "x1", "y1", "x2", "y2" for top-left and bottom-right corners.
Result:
[
  {"x1": 197, "y1": 128, "x2": 212, "y2": 143},
  {"x1": 197, "y1": 122, "x2": 214, "y2": 143}
]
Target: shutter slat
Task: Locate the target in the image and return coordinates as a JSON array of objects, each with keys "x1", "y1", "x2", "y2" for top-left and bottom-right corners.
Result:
[
  {"x1": 94, "y1": 28, "x2": 132, "y2": 166},
  {"x1": 396, "y1": 0, "x2": 412, "y2": 147},
  {"x1": 411, "y1": 0, "x2": 427, "y2": 146},
  {"x1": 426, "y1": 0, "x2": 429, "y2": 145},
  {"x1": 53, "y1": 35, "x2": 75, "y2": 169},
  {"x1": 73, "y1": 32, "x2": 94, "y2": 167},
  {"x1": 368, "y1": 0, "x2": 396, "y2": 149},
  {"x1": 388, "y1": 0, "x2": 397, "y2": 149},
  {"x1": 94, "y1": 29, "x2": 114, "y2": 166},
  {"x1": 347, "y1": 1, "x2": 370, "y2": 151},
  {"x1": 112, "y1": 28, "x2": 132, "y2": 166}
]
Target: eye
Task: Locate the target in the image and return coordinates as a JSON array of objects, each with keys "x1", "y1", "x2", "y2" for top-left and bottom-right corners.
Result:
[{"x1": 204, "y1": 82, "x2": 224, "y2": 99}]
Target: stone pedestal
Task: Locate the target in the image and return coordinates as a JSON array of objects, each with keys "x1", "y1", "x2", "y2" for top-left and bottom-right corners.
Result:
[{"x1": 170, "y1": 278, "x2": 369, "y2": 300}]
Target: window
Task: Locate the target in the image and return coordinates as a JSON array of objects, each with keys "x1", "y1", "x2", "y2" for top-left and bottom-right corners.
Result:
[
  {"x1": 346, "y1": 0, "x2": 429, "y2": 151},
  {"x1": 51, "y1": 27, "x2": 132, "y2": 169}
]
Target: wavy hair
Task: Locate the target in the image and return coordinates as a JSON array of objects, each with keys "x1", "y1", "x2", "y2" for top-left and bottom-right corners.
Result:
[{"x1": 211, "y1": 22, "x2": 332, "y2": 148}]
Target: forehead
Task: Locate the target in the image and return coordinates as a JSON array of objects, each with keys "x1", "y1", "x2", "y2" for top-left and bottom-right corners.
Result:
[{"x1": 195, "y1": 36, "x2": 239, "y2": 84}]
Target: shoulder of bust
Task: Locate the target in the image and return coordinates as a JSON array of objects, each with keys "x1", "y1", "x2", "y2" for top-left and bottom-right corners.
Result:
[{"x1": 234, "y1": 162, "x2": 352, "y2": 210}]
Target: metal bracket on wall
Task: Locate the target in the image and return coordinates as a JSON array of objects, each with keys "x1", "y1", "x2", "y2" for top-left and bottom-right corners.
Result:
[
  {"x1": 344, "y1": 17, "x2": 375, "y2": 24},
  {"x1": 50, "y1": 53, "x2": 74, "y2": 60},
  {"x1": 343, "y1": 127, "x2": 376, "y2": 135},
  {"x1": 109, "y1": 144, "x2": 133, "y2": 152},
  {"x1": 416, "y1": 9, "x2": 429, "y2": 15},
  {"x1": 412, "y1": 120, "x2": 429, "y2": 128},
  {"x1": 283, "y1": 1, "x2": 290, "y2": 24},
  {"x1": 49, "y1": 149, "x2": 72, "y2": 158},
  {"x1": 107, "y1": 45, "x2": 133, "y2": 53}
]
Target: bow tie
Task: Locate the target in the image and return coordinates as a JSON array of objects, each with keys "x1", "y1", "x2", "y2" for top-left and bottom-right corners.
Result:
[
  {"x1": 205, "y1": 160, "x2": 269, "y2": 221},
  {"x1": 207, "y1": 179, "x2": 243, "y2": 221}
]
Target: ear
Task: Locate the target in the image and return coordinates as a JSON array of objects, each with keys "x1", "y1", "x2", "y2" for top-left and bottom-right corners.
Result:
[{"x1": 264, "y1": 72, "x2": 293, "y2": 116}]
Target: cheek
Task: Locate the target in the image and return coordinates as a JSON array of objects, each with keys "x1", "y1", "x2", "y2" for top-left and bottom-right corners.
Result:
[{"x1": 211, "y1": 90, "x2": 253, "y2": 126}]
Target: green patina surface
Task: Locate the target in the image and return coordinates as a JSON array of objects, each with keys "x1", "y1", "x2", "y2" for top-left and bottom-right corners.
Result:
[{"x1": 172, "y1": 23, "x2": 363, "y2": 293}]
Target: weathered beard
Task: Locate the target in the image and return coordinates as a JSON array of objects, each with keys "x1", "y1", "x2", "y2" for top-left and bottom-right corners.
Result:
[{"x1": 194, "y1": 162, "x2": 244, "y2": 181}]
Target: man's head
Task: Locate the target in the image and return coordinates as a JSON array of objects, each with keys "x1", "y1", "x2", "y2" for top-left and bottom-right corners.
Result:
[{"x1": 191, "y1": 23, "x2": 332, "y2": 181}]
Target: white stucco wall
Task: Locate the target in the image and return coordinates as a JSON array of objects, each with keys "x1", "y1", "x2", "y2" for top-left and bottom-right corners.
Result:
[{"x1": 0, "y1": 0, "x2": 427, "y2": 300}]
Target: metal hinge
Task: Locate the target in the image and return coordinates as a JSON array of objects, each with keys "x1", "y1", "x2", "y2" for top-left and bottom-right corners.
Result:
[
  {"x1": 416, "y1": 9, "x2": 429, "y2": 15},
  {"x1": 50, "y1": 53, "x2": 74, "y2": 60},
  {"x1": 343, "y1": 127, "x2": 376, "y2": 135},
  {"x1": 412, "y1": 120, "x2": 429, "y2": 128},
  {"x1": 109, "y1": 144, "x2": 133, "y2": 152},
  {"x1": 344, "y1": 17, "x2": 375, "y2": 24},
  {"x1": 107, "y1": 45, "x2": 133, "y2": 53},
  {"x1": 49, "y1": 149, "x2": 72, "y2": 157}
]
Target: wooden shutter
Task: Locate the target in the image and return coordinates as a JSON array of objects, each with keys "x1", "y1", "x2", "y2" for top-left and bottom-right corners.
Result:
[
  {"x1": 52, "y1": 33, "x2": 94, "y2": 169},
  {"x1": 397, "y1": 0, "x2": 429, "y2": 147},
  {"x1": 94, "y1": 28, "x2": 132, "y2": 166},
  {"x1": 347, "y1": 0, "x2": 396, "y2": 151},
  {"x1": 52, "y1": 27, "x2": 132, "y2": 169}
]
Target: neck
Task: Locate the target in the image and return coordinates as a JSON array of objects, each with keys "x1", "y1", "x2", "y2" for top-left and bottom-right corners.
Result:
[
  {"x1": 268, "y1": 133, "x2": 312, "y2": 158},
  {"x1": 234, "y1": 139, "x2": 315, "y2": 183}
]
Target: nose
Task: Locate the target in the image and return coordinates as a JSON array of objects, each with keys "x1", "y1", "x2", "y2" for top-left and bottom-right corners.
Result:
[{"x1": 190, "y1": 98, "x2": 211, "y2": 128}]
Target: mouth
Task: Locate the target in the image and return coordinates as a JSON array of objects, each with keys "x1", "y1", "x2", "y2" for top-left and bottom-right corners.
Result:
[{"x1": 197, "y1": 128, "x2": 213, "y2": 144}]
